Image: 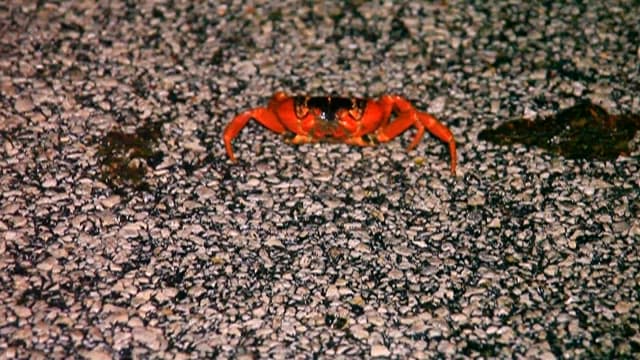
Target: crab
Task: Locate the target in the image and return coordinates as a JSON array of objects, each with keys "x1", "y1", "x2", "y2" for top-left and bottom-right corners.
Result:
[{"x1": 223, "y1": 92, "x2": 457, "y2": 174}]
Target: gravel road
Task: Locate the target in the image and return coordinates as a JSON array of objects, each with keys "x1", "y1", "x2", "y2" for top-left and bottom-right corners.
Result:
[{"x1": 1, "y1": 1, "x2": 639, "y2": 358}]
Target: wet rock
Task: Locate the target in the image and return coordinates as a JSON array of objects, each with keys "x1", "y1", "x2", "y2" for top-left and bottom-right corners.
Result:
[{"x1": 479, "y1": 102, "x2": 640, "y2": 160}]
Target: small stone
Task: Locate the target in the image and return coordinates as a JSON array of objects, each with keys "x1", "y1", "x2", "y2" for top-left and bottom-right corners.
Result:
[
  {"x1": 113, "y1": 330, "x2": 132, "y2": 350},
  {"x1": 80, "y1": 349, "x2": 112, "y2": 360},
  {"x1": 42, "y1": 177, "x2": 57, "y2": 188},
  {"x1": 411, "y1": 239, "x2": 428, "y2": 248},
  {"x1": 393, "y1": 245, "x2": 413, "y2": 257},
  {"x1": 350, "y1": 324, "x2": 369, "y2": 340},
  {"x1": 1, "y1": 79, "x2": 15, "y2": 96},
  {"x1": 338, "y1": 286, "x2": 354, "y2": 296},
  {"x1": 572, "y1": 81, "x2": 586, "y2": 96},
  {"x1": 106, "y1": 310, "x2": 129, "y2": 325},
  {"x1": 437, "y1": 340, "x2": 456, "y2": 355},
  {"x1": 371, "y1": 344, "x2": 390, "y2": 358},
  {"x1": 183, "y1": 140, "x2": 206, "y2": 153},
  {"x1": 183, "y1": 200, "x2": 202, "y2": 211},
  {"x1": 233, "y1": 60, "x2": 257, "y2": 79},
  {"x1": 101, "y1": 195, "x2": 121, "y2": 208},
  {"x1": 99, "y1": 101, "x2": 111, "y2": 111},
  {"x1": 539, "y1": 351, "x2": 556, "y2": 360},
  {"x1": 612, "y1": 221, "x2": 629, "y2": 234},
  {"x1": 568, "y1": 320, "x2": 580, "y2": 335},
  {"x1": 544, "y1": 265, "x2": 557, "y2": 277},
  {"x1": 487, "y1": 217, "x2": 501, "y2": 228},
  {"x1": 467, "y1": 192, "x2": 485, "y2": 206},
  {"x1": 315, "y1": 171, "x2": 332, "y2": 182},
  {"x1": 132, "y1": 326, "x2": 167, "y2": 351},
  {"x1": 11, "y1": 216, "x2": 27, "y2": 228},
  {"x1": 15, "y1": 96, "x2": 34, "y2": 113},
  {"x1": 196, "y1": 186, "x2": 216, "y2": 200},
  {"x1": 154, "y1": 288, "x2": 178, "y2": 303},
  {"x1": 37, "y1": 257, "x2": 58, "y2": 272},
  {"x1": 367, "y1": 313, "x2": 385, "y2": 327},
  {"x1": 12, "y1": 327, "x2": 32, "y2": 342},
  {"x1": 596, "y1": 213, "x2": 611, "y2": 224},
  {"x1": 326, "y1": 285, "x2": 339, "y2": 299},
  {"x1": 498, "y1": 326, "x2": 515, "y2": 343},
  {"x1": 351, "y1": 295, "x2": 365, "y2": 306},
  {"x1": 152, "y1": 155, "x2": 174, "y2": 171},
  {"x1": 4, "y1": 140, "x2": 19, "y2": 156},
  {"x1": 615, "y1": 300, "x2": 634, "y2": 314},
  {"x1": 244, "y1": 318, "x2": 263, "y2": 329},
  {"x1": 410, "y1": 319, "x2": 427, "y2": 333},
  {"x1": 490, "y1": 100, "x2": 500, "y2": 114},
  {"x1": 119, "y1": 222, "x2": 143, "y2": 238},
  {"x1": 133, "y1": 289, "x2": 153, "y2": 303},
  {"x1": 265, "y1": 236, "x2": 283, "y2": 248},
  {"x1": 13, "y1": 305, "x2": 32, "y2": 318},
  {"x1": 388, "y1": 269, "x2": 403, "y2": 280},
  {"x1": 582, "y1": 185, "x2": 595, "y2": 197},
  {"x1": 427, "y1": 96, "x2": 446, "y2": 114},
  {"x1": 523, "y1": 107, "x2": 537, "y2": 120},
  {"x1": 450, "y1": 313, "x2": 467, "y2": 323}
]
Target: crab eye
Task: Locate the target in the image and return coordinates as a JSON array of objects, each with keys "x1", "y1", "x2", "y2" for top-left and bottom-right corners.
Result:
[
  {"x1": 349, "y1": 98, "x2": 363, "y2": 119},
  {"x1": 295, "y1": 105, "x2": 308, "y2": 118},
  {"x1": 294, "y1": 96, "x2": 309, "y2": 118}
]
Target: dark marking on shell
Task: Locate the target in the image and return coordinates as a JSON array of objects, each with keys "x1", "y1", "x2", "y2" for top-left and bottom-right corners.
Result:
[{"x1": 293, "y1": 96, "x2": 367, "y2": 122}]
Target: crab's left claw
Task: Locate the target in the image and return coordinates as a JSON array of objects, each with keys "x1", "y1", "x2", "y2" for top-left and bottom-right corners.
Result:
[
  {"x1": 223, "y1": 108, "x2": 287, "y2": 162},
  {"x1": 375, "y1": 95, "x2": 457, "y2": 175},
  {"x1": 417, "y1": 112, "x2": 457, "y2": 176}
]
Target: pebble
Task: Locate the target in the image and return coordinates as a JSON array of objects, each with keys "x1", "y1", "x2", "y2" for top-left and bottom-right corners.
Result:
[
  {"x1": 467, "y1": 192, "x2": 485, "y2": 206},
  {"x1": 437, "y1": 340, "x2": 456, "y2": 355},
  {"x1": 427, "y1": 96, "x2": 447, "y2": 114},
  {"x1": 183, "y1": 140, "x2": 206, "y2": 153},
  {"x1": 4, "y1": 140, "x2": 19, "y2": 157},
  {"x1": 80, "y1": 349, "x2": 112, "y2": 360},
  {"x1": 614, "y1": 301, "x2": 634, "y2": 314},
  {"x1": 367, "y1": 313, "x2": 385, "y2": 327},
  {"x1": 196, "y1": 186, "x2": 216, "y2": 200},
  {"x1": 325, "y1": 285, "x2": 339, "y2": 299},
  {"x1": 350, "y1": 325, "x2": 369, "y2": 340},
  {"x1": 265, "y1": 236, "x2": 284, "y2": 248},
  {"x1": 14, "y1": 96, "x2": 34, "y2": 113},
  {"x1": 393, "y1": 245, "x2": 413, "y2": 257},
  {"x1": 487, "y1": 217, "x2": 501, "y2": 228},
  {"x1": 13, "y1": 305, "x2": 32, "y2": 318},
  {"x1": 119, "y1": 222, "x2": 144, "y2": 238},
  {"x1": 42, "y1": 177, "x2": 58, "y2": 188},
  {"x1": 154, "y1": 288, "x2": 178, "y2": 303},
  {"x1": 36, "y1": 257, "x2": 58, "y2": 272},
  {"x1": 370, "y1": 344, "x2": 390, "y2": 358},
  {"x1": 101, "y1": 195, "x2": 121, "y2": 208},
  {"x1": 246, "y1": 178, "x2": 261, "y2": 187},
  {"x1": 132, "y1": 327, "x2": 167, "y2": 351},
  {"x1": 388, "y1": 269, "x2": 403, "y2": 280}
]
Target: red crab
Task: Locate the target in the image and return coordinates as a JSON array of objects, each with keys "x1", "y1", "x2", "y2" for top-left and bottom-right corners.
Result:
[{"x1": 223, "y1": 92, "x2": 457, "y2": 174}]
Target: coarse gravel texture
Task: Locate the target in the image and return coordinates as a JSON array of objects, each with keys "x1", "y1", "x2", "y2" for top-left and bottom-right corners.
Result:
[{"x1": 1, "y1": 0, "x2": 640, "y2": 359}]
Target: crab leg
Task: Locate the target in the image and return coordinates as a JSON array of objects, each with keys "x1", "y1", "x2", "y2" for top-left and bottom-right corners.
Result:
[
  {"x1": 376, "y1": 112, "x2": 424, "y2": 149},
  {"x1": 223, "y1": 108, "x2": 287, "y2": 162},
  {"x1": 375, "y1": 95, "x2": 457, "y2": 175},
  {"x1": 417, "y1": 112, "x2": 457, "y2": 175}
]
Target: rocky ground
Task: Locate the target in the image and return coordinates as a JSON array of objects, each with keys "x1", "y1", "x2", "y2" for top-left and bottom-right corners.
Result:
[{"x1": 1, "y1": 0, "x2": 639, "y2": 358}]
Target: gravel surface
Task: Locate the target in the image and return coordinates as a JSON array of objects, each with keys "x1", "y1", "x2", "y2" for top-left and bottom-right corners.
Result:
[{"x1": 1, "y1": 0, "x2": 640, "y2": 358}]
